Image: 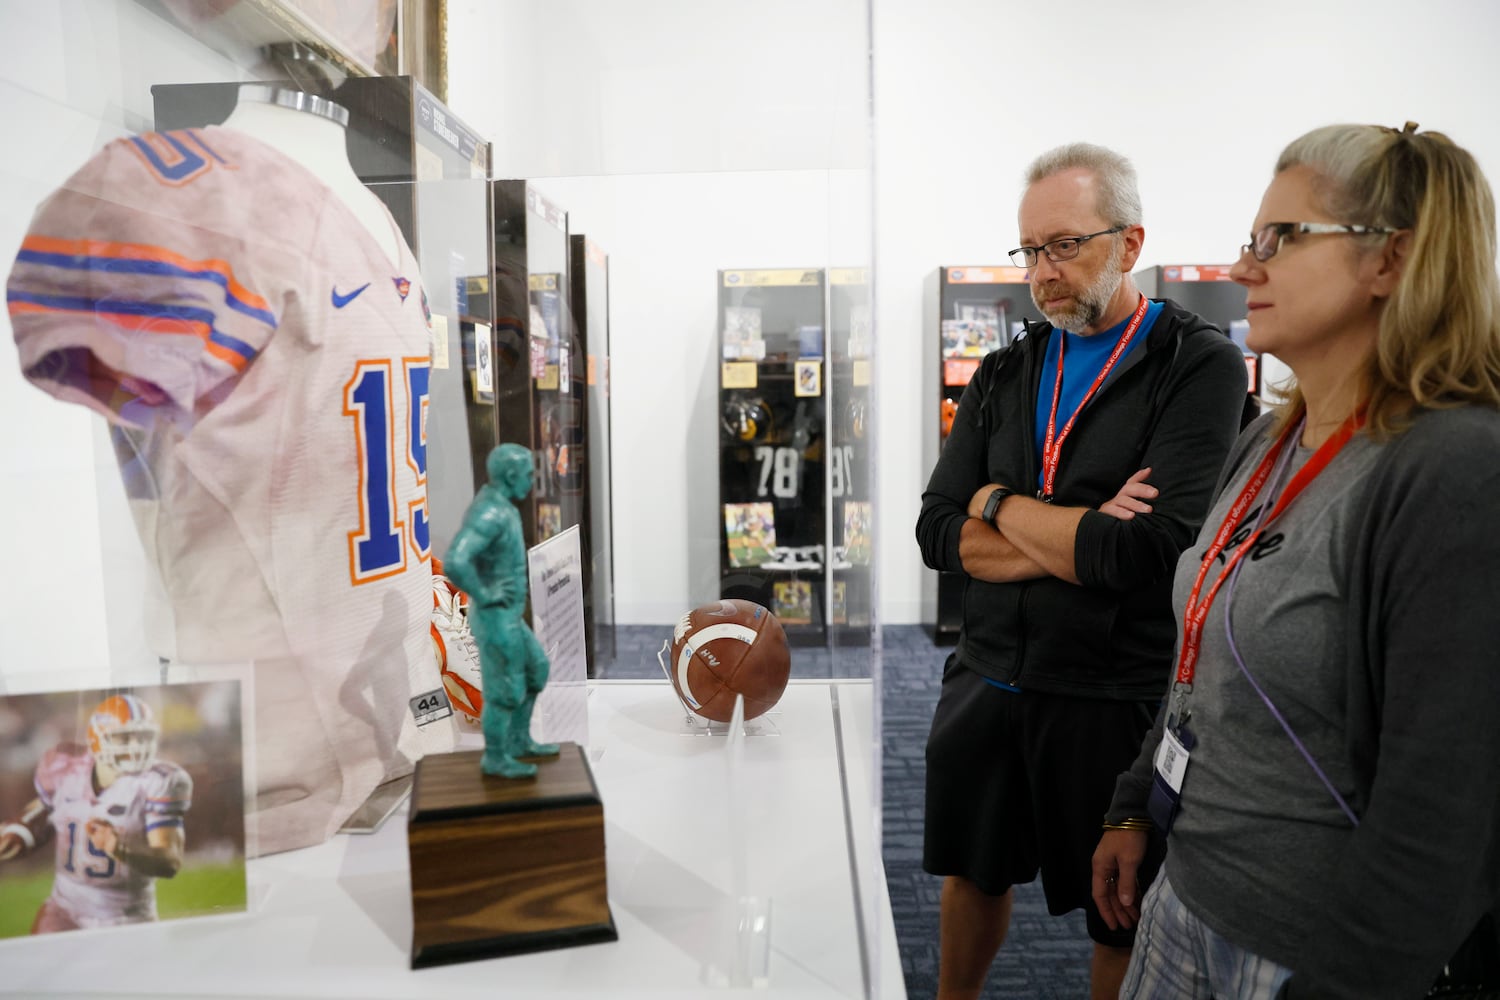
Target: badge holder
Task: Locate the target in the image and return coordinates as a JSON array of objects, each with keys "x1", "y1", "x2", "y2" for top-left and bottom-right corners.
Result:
[{"x1": 1146, "y1": 713, "x2": 1195, "y2": 835}]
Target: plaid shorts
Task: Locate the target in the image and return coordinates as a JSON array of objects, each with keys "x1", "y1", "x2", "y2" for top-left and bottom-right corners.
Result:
[{"x1": 1121, "y1": 871, "x2": 1294, "y2": 999}]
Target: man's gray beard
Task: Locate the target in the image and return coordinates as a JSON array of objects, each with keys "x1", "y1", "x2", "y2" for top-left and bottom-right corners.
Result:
[{"x1": 1034, "y1": 239, "x2": 1125, "y2": 332}]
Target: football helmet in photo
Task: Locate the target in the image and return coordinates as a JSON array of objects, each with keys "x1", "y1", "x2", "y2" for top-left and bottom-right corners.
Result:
[{"x1": 88, "y1": 693, "x2": 159, "y2": 775}]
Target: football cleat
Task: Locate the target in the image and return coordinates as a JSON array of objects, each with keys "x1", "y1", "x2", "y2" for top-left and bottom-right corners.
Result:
[
  {"x1": 89, "y1": 693, "x2": 159, "y2": 774},
  {"x1": 431, "y1": 575, "x2": 484, "y2": 722}
]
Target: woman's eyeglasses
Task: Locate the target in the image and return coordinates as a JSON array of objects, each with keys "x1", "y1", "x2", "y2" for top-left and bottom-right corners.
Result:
[{"x1": 1241, "y1": 222, "x2": 1396, "y2": 262}]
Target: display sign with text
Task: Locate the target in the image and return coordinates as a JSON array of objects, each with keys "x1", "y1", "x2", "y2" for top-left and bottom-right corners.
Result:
[{"x1": 526, "y1": 526, "x2": 589, "y2": 747}]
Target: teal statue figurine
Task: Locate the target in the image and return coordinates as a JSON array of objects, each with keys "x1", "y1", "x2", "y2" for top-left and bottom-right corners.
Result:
[{"x1": 443, "y1": 444, "x2": 561, "y2": 778}]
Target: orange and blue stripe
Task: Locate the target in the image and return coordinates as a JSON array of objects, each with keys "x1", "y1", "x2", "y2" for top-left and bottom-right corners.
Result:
[
  {"x1": 144, "y1": 794, "x2": 188, "y2": 832},
  {"x1": 109, "y1": 693, "x2": 153, "y2": 723},
  {"x1": 8, "y1": 290, "x2": 258, "y2": 371},
  {"x1": 14, "y1": 236, "x2": 276, "y2": 329},
  {"x1": 125, "y1": 129, "x2": 227, "y2": 186}
]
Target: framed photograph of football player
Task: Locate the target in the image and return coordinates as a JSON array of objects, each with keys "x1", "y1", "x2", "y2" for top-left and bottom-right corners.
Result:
[
  {"x1": 0, "y1": 680, "x2": 248, "y2": 939},
  {"x1": 773, "y1": 580, "x2": 815, "y2": 625},
  {"x1": 724, "y1": 502, "x2": 777, "y2": 569},
  {"x1": 794, "y1": 359, "x2": 822, "y2": 398}
]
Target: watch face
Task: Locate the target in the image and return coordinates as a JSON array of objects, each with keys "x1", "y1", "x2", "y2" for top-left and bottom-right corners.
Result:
[
  {"x1": 984, "y1": 487, "x2": 1015, "y2": 523},
  {"x1": 984, "y1": 489, "x2": 1003, "y2": 521}
]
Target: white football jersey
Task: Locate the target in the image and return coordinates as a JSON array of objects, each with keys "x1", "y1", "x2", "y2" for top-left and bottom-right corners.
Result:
[
  {"x1": 7, "y1": 127, "x2": 455, "y2": 854},
  {"x1": 34, "y1": 744, "x2": 192, "y2": 927}
]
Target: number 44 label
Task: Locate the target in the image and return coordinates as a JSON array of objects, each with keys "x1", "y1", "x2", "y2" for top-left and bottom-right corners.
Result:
[{"x1": 410, "y1": 689, "x2": 454, "y2": 727}]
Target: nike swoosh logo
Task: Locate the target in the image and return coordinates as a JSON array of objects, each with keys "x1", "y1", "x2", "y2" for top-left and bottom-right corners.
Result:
[
  {"x1": 331, "y1": 283, "x2": 371, "y2": 309},
  {"x1": 707, "y1": 600, "x2": 738, "y2": 617}
]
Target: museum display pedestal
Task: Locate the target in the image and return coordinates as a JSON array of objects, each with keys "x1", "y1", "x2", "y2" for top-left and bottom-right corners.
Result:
[
  {"x1": 0, "y1": 681, "x2": 903, "y2": 999},
  {"x1": 408, "y1": 743, "x2": 616, "y2": 968}
]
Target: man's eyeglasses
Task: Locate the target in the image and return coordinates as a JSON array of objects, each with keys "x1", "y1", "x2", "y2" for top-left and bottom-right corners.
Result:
[
  {"x1": 1241, "y1": 222, "x2": 1396, "y2": 263},
  {"x1": 1008, "y1": 226, "x2": 1124, "y2": 268}
]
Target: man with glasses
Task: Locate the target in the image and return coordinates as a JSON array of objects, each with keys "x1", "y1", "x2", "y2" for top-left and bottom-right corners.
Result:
[{"x1": 915, "y1": 143, "x2": 1250, "y2": 1000}]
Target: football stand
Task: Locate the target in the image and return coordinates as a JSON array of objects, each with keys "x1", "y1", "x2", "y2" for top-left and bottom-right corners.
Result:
[
  {"x1": 637, "y1": 684, "x2": 776, "y2": 988},
  {"x1": 655, "y1": 640, "x2": 783, "y2": 740}
]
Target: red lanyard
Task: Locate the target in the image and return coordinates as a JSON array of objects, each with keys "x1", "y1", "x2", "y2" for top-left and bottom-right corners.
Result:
[
  {"x1": 1175, "y1": 409, "x2": 1365, "y2": 686},
  {"x1": 1039, "y1": 295, "x2": 1151, "y2": 500}
]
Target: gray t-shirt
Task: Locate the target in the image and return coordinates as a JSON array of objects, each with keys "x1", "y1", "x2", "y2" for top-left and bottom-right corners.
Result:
[{"x1": 1108, "y1": 407, "x2": 1500, "y2": 1000}]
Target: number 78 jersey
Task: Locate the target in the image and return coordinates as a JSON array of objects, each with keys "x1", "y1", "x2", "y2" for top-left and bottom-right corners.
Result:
[{"x1": 6, "y1": 127, "x2": 447, "y2": 850}]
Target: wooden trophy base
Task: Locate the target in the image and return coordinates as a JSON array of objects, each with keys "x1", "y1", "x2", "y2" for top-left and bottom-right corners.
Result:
[{"x1": 407, "y1": 742, "x2": 617, "y2": 969}]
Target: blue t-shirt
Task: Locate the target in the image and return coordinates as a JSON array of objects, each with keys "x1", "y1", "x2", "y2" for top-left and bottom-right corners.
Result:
[
  {"x1": 1032, "y1": 297, "x2": 1162, "y2": 493},
  {"x1": 982, "y1": 297, "x2": 1162, "y2": 696}
]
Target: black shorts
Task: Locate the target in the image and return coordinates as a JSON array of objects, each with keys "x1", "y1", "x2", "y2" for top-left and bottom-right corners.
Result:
[{"x1": 923, "y1": 656, "x2": 1166, "y2": 947}]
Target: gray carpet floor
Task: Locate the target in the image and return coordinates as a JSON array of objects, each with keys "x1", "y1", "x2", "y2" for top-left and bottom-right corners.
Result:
[{"x1": 595, "y1": 623, "x2": 1093, "y2": 999}]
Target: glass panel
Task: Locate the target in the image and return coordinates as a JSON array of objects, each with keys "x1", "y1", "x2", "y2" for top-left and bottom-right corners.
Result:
[
  {"x1": 0, "y1": 1, "x2": 878, "y2": 995},
  {"x1": 451, "y1": 3, "x2": 883, "y2": 993}
]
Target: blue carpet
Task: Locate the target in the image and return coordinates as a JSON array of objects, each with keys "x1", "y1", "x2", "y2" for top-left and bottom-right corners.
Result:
[{"x1": 595, "y1": 624, "x2": 1094, "y2": 999}]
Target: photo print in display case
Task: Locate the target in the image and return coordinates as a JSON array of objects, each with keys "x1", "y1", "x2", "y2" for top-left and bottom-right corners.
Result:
[{"x1": 0, "y1": 680, "x2": 248, "y2": 940}]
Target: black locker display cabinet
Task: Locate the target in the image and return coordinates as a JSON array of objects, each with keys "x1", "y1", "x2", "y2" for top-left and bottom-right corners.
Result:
[
  {"x1": 827, "y1": 268, "x2": 874, "y2": 646},
  {"x1": 569, "y1": 235, "x2": 616, "y2": 669},
  {"x1": 717, "y1": 267, "x2": 829, "y2": 647},
  {"x1": 1136, "y1": 264, "x2": 1262, "y2": 419},
  {"x1": 489, "y1": 182, "x2": 607, "y2": 673},
  {"x1": 923, "y1": 265, "x2": 1046, "y2": 645},
  {"x1": 490, "y1": 182, "x2": 579, "y2": 546}
]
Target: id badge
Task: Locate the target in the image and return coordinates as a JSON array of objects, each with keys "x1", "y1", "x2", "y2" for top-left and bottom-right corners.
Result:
[{"x1": 1146, "y1": 724, "x2": 1193, "y2": 834}]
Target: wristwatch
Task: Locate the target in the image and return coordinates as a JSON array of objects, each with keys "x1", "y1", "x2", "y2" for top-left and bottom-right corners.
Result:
[{"x1": 981, "y1": 486, "x2": 1016, "y2": 526}]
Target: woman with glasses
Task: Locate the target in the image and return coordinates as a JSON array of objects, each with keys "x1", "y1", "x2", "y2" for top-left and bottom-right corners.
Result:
[{"x1": 1091, "y1": 122, "x2": 1500, "y2": 999}]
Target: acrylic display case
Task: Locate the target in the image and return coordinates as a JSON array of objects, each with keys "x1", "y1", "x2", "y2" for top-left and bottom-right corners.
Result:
[
  {"x1": 489, "y1": 182, "x2": 587, "y2": 550},
  {"x1": 1, "y1": 2, "x2": 885, "y2": 996},
  {"x1": 827, "y1": 267, "x2": 874, "y2": 644},
  {"x1": 569, "y1": 235, "x2": 616, "y2": 668}
]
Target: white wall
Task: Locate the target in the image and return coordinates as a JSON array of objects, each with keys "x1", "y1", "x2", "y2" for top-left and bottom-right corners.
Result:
[
  {"x1": 872, "y1": 0, "x2": 1500, "y2": 624},
  {"x1": 446, "y1": 0, "x2": 1500, "y2": 626},
  {"x1": 445, "y1": 0, "x2": 871, "y2": 178},
  {"x1": 445, "y1": 0, "x2": 874, "y2": 624},
  {"x1": 515, "y1": 170, "x2": 868, "y2": 623},
  {"x1": 6, "y1": 0, "x2": 1500, "y2": 657}
]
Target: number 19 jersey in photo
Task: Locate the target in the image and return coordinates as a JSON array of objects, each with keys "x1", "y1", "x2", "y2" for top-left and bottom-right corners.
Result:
[
  {"x1": 6, "y1": 127, "x2": 453, "y2": 855},
  {"x1": 33, "y1": 743, "x2": 192, "y2": 929}
]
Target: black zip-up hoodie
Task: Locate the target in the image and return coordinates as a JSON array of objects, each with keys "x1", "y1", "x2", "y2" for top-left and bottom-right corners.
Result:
[{"x1": 916, "y1": 298, "x2": 1250, "y2": 701}]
